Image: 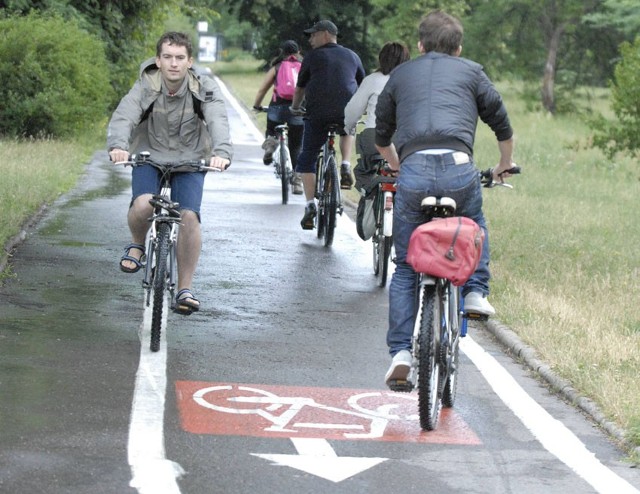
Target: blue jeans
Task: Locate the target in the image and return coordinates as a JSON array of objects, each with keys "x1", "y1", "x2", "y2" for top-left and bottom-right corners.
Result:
[{"x1": 387, "y1": 153, "x2": 490, "y2": 356}]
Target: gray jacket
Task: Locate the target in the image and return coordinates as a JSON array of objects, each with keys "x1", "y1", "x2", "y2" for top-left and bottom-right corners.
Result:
[
  {"x1": 375, "y1": 52, "x2": 512, "y2": 162},
  {"x1": 107, "y1": 58, "x2": 232, "y2": 163}
]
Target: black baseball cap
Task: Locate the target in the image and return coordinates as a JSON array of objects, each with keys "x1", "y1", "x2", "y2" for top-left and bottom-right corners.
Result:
[{"x1": 304, "y1": 20, "x2": 338, "y2": 36}]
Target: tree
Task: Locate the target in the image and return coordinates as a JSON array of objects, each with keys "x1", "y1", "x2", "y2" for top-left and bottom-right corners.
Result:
[
  {"x1": 464, "y1": 0, "x2": 620, "y2": 114},
  {"x1": 592, "y1": 37, "x2": 640, "y2": 158}
]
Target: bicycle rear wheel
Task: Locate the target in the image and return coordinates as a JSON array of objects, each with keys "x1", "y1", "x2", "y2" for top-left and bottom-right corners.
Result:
[
  {"x1": 322, "y1": 156, "x2": 338, "y2": 247},
  {"x1": 150, "y1": 222, "x2": 170, "y2": 352},
  {"x1": 376, "y1": 235, "x2": 392, "y2": 287},
  {"x1": 442, "y1": 286, "x2": 461, "y2": 407},
  {"x1": 417, "y1": 284, "x2": 443, "y2": 430},
  {"x1": 315, "y1": 155, "x2": 325, "y2": 239},
  {"x1": 372, "y1": 189, "x2": 391, "y2": 286},
  {"x1": 279, "y1": 144, "x2": 289, "y2": 205}
]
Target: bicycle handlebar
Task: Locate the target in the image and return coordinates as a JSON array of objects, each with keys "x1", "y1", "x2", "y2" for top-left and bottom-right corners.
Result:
[
  {"x1": 480, "y1": 165, "x2": 521, "y2": 188},
  {"x1": 114, "y1": 153, "x2": 223, "y2": 172}
]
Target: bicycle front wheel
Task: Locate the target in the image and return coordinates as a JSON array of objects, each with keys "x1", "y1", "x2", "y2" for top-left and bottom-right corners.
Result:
[
  {"x1": 417, "y1": 284, "x2": 443, "y2": 430},
  {"x1": 322, "y1": 156, "x2": 338, "y2": 247},
  {"x1": 150, "y1": 222, "x2": 170, "y2": 352},
  {"x1": 279, "y1": 144, "x2": 289, "y2": 205}
]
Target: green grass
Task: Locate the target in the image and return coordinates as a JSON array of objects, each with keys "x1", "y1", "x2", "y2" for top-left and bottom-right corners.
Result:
[
  {"x1": 2, "y1": 57, "x2": 640, "y2": 453},
  {"x1": 0, "y1": 133, "x2": 101, "y2": 250}
]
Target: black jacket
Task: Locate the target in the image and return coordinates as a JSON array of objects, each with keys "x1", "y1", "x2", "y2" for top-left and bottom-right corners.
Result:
[{"x1": 375, "y1": 52, "x2": 512, "y2": 162}]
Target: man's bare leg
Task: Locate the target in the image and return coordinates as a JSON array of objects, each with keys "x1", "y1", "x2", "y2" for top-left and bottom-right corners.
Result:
[
  {"x1": 176, "y1": 210, "x2": 201, "y2": 299},
  {"x1": 121, "y1": 194, "x2": 153, "y2": 271}
]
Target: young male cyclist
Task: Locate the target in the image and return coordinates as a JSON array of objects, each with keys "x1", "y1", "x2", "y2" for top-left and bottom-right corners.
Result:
[
  {"x1": 107, "y1": 31, "x2": 232, "y2": 314},
  {"x1": 374, "y1": 11, "x2": 517, "y2": 387}
]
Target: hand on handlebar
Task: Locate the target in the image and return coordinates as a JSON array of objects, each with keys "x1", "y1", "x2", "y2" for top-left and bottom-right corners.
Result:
[
  {"x1": 109, "y1": 148, "x2": 129, "y2": 164},
  {"x1": 481, "y1": 164, "x2": 521, "y2": 188},
  {"x1": 289, "y1": 106, "x2": 306, "y2": 117},
  {"x1": 208, "y1": 156, "x2": 231, "y2": 171}
]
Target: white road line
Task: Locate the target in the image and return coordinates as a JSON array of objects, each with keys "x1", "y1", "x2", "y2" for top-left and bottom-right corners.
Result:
[
  {"x1": 461, "y1": 335, "x2": 639, "y2": 494},
  {"x1": 128, "y1": 296, "x2": 184, "y2": 494},
  {"x1": 215, "y1": 76, "x2": 264, "y2": 143}
]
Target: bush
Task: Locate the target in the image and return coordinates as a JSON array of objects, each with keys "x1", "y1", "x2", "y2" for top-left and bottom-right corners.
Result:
[
  {"x1": 591, "y1": 37, "x2": 640, "y2": 158},
  {"x1": 0, "y1": 13, "x2": 113, "y2": 138}
]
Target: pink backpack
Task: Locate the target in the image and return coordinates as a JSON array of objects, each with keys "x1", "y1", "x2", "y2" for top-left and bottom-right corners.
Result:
[{"x1": 273, "y1": 56, "x2": 300, "y2": 101}]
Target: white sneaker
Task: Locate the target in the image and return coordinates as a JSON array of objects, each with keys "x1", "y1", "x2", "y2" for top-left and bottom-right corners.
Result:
[
  {"x1": 384, "y1": 350, "x2": 412, "y2": 385},
  {"x1": 464, "y1": 292, "x2": 495, "y2": 316}
]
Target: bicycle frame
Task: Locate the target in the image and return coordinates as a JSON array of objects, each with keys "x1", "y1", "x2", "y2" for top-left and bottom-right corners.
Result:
[{"x1": 142, "y1": 187, "x2": 181, "y2": 307}]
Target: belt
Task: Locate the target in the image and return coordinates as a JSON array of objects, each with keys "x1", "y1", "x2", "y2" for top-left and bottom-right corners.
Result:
[{"x1": 416, "y1": 149, "x2": 470, "y2": 165}]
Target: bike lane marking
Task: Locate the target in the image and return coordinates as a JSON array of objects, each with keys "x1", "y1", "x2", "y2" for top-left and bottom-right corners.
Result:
[
  {"x1": 128, "y1": 299, "x2": 184, "y2": 494},
  {"x1": 175, "y1": 381, "x2": 481, "y2": 444},
  {"x1": 175, "y1": 381, "x2": 480, "y2": 482}
]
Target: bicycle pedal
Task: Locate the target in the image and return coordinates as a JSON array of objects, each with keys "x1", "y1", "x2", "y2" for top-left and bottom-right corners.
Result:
[
  {"x1": 387, "y1": 379, "x2": 414, "y2": 393},
  {"x1": 464, "y1": 312, "x2": 489, "y2": 322}
]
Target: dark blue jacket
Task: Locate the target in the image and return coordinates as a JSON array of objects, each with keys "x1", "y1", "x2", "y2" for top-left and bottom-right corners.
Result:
[
  {"x1": 375, "y1": 51, "x2": 512, "y2": 162},
  {"x1": 297, "y1": 43, "x2": 365, "y2": 122}
]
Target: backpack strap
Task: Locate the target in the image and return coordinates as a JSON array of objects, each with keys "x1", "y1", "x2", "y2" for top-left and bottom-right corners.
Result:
[{"x1": 140, "y1": 93, "x2": 205, "y2": 123}]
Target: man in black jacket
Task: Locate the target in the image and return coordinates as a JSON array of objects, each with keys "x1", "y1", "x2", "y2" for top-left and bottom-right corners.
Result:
[
  {"x1": 375, "y1": 10, "x2": 517, "y2": 387},
  {"x1": 290, "y1": 20, "x2": 366, "y2": 229}
]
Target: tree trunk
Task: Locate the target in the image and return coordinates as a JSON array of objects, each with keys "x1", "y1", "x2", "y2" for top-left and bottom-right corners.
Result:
[{"x1": 541, "y1": 25, "x2": 564, "y2": 114}]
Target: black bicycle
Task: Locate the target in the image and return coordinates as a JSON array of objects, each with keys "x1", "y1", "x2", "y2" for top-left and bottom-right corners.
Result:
[
  {"x1": 257, "y1": 107, "x2": 294, "y2": 204},
  {"x1": 117, "y1": 152, "x2": 216, "y2": 352},
  {"x1": 315, "y1": 124, "x2": 343, "y2": 247},
  {"x1": 371, "y1": 160, "x2": 397, "y2": 287}
]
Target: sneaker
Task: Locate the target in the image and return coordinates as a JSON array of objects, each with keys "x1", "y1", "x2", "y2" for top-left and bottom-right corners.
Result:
[
  {"x1": 384, "y1": 349, "x2": 412, "y2": 386},
  {"x1": 464, "y1": 292, "x2": 495, "y2": 316},
  {"x1": 340, "y1": 164, "x2": 353, "y2": 189},
  {"x1": 300, "y1": 202, "x2": 317, "y2": 230},
  {"x1": 292, "y1": 173, "x2": 303, "y2": 195},
  {"x1": 262, "y1": 136, "x2": 277, "y2": 165}
]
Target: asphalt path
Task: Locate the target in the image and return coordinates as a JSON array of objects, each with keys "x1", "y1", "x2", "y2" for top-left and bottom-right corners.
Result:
[{"x1": 1, "y1": 82, "x2": 639, "y2": 494}]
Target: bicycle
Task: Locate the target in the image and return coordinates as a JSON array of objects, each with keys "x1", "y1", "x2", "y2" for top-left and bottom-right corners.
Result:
[
  {"x1": 370, "y1": 160, "x2": 397, "y2": 287},
  {"x1": 116, "y1": 152, "x2": 217, "y2": 352},
  {"x1": 257, "y1": 106, "x2": 294, "y2": 205},
  {"x1": 389, "y1": 165, "x2": 520, "y2": 431},
  {"x1": 314, "y1": 124, "x2": 344, "y2": 247}
]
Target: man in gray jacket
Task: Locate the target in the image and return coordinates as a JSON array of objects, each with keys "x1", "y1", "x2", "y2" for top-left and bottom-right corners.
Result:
[
  {"x1": 375, "y1": 11, "x2": 517, "y2": 387},
  {"x1": 108, "y1": 31, "x2": 232, "y2": 314}
]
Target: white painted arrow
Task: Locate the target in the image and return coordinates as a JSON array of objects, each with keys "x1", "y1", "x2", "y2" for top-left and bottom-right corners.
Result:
[{"x1": 252, "y1": 438, "x2": 387, "y2": 483}]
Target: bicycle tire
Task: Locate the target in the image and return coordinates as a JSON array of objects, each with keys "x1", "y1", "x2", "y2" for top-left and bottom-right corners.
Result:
[
  {"x1": 377, "y1": 235, "x2": 392, "y2": 287},
  {"x1": 279, "y1": 144, "x2": 289, "y2": 205},
  {"x1": 372, "y1": 191, "x2": 383, "y2": 275},
  {"x1": 417, "y1": 284, "x2": 442, "y2": 430},
  {"x1": 150, "y1": 222, "x2": 170, "y2": 352},
  {"x1": 442, "y1": 286, "x2": 460, "y2": 407},
  {"x1": 322, "y1": 156, "x2": 338, "y2": 247},
  {"x1": 315, "y1": 155, "x2": 325, "y2": 239}
]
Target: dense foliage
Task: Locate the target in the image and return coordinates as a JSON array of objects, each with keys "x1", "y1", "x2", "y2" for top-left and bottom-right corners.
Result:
[
  {"x1": 592, "y1": 37, "x2": 640, "y2": 158},
  {"x1": 0, "y1": 13, "x2": 112, "y2": 138}
]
